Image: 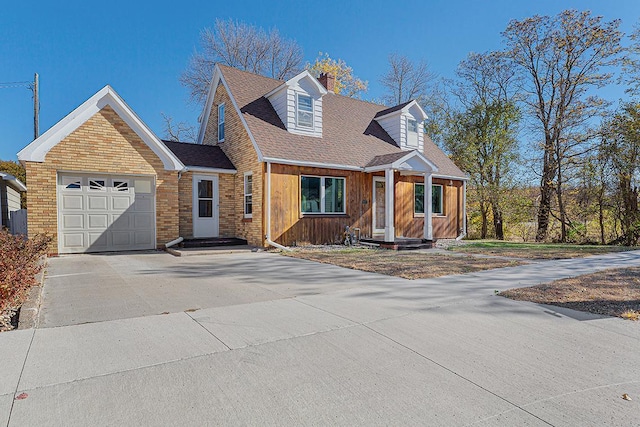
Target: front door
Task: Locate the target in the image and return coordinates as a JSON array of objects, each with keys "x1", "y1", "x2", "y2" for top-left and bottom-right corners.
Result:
[
  {"x1": 372, "y1": 176, "x2": 385, "y2": 235},
  {"x1": 193, "y1": 175, "x2": 219, "y2": 238}
]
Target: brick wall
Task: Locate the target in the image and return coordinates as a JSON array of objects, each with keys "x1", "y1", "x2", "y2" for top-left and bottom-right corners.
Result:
[
  {"x1": 25, "y1": 106, "x2": 179, "y2": 253},
  {"x1": 178, "y1": 171, "x2": 193, "y2": 238},
  {"x1": 203, "y1": 83, "x2": 264, "y2": 246}
]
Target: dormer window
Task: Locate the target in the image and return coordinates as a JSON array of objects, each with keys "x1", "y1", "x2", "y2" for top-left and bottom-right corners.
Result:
[
  {"x1": 297, "y1": 94, "x2": 313, "y2": 128},
  {"x1": 407, "y1": 119, "x2": 418, "y2": 133}
]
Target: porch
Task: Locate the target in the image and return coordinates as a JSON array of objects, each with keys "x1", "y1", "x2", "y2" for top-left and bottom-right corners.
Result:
[{"x1": 360, "y1": 237, "x2": 433, "y2": 250}]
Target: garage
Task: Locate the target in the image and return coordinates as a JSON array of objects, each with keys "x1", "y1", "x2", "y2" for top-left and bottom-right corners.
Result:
[{"x1": 57, "y1": 173, "x2": 155, "y2": 253}]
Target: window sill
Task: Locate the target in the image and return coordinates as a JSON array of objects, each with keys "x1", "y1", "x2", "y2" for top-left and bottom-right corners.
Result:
[
  {"x1": 301, "y1": 213, "x2": 349, "y2": 219},
  {"x1": 242, "y1": 217, "x2": 252, "y2": 223}
]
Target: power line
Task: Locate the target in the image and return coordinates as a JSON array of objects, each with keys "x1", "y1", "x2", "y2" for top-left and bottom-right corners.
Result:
[{"x1": 0, "y1": 81, "x2": 32, "y2": 89}]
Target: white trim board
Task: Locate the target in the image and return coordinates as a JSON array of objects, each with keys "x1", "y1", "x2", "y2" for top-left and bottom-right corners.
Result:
[{"x1": 18, "y1": 86, "x2": 184, "y2": 171}]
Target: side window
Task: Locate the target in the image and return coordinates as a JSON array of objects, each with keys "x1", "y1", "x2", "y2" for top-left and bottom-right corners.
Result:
[
  {"x1": 414, "y1": 183, "x2": 424, "y2": 214},
  {"x1": 301, "y1": 176, "x2": 345, "y2": 214},
  {"x1": 432, "y1": 184, "x2": 443, "y2": 215},
  {"x1": 244, "y1": 172, "x2": 252, "y2": 218},
  {"x1": 218, "y1": 103, "x2": 225, "y2": 142}
]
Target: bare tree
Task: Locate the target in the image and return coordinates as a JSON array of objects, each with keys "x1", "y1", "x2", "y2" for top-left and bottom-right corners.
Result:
[
  {"x1": 503, "y1": 10, "x2": 623, "y2": 242},
  {"x1": 162, "y1": 113, "x2": 197, "y2": 143},
  {"x1": 181, "y1": 19, "x2": 304, "y2": 104},
  {"x1": 380, "y1": 53, "x2": 434, "y2": 105},
  {"x1": 622, "y1": 23, "x2": 640, "y2": 96}
]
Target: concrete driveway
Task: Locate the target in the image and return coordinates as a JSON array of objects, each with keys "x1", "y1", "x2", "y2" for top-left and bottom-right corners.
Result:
[{"x1": 2, "y1": 250, "x2": 640, "y2": 426}]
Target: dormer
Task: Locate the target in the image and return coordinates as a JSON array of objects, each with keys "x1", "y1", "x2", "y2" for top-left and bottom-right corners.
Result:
[
  {"x1": 266, "y1": 70, "x2": 328, "y2": 138},
  {"x1": 374, "y1": 100, "x2": 427, "y2": 151}
]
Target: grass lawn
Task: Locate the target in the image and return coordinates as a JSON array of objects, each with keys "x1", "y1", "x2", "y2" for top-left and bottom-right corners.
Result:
[
  {"x1": 500, "y1": 266, "x2": 640, "y2": 320},
  {"x1": 285, "y1": 247, "x2": 524, "y2": 280},
  {"x1": 448, "y1": 241, "x2": 632, "y2": 260}
]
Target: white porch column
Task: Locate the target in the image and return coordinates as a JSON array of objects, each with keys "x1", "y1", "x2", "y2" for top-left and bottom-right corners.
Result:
[
  {"x1": 384, "y1": 168, "x2": 395, "y2": 242},
  {"x1": 424, "y1": 173, "x2": 433, "y2": 240}
]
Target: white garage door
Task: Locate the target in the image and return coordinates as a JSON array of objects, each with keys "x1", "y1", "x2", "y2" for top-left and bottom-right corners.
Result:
[{"x1": 57, "y1": 174, "x2": 155, "y2": 253}]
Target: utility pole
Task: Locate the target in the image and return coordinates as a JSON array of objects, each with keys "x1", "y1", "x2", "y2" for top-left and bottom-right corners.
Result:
[
  {"x1": 0, "y1": 73, "x2": 39, "y2": 140},
  {"x1": 33, "y1": 73, "x2": 39, "y2": 139}
]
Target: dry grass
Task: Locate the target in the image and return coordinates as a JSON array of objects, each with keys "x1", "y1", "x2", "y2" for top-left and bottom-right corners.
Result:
[
  {"x1": 285, "y1": 247, "x2": 524, "y2": 280},
  {"x1": 449, "y1": 241, "x2": 631, "y2": 260},
  {"x1": 500, "y1": 266, "x2": 640, "y2": 320}
]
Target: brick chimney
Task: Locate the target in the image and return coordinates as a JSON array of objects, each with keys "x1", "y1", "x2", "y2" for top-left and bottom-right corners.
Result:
[{"x1": 318, "y1": 73, "x2": 335, "y2": 93}]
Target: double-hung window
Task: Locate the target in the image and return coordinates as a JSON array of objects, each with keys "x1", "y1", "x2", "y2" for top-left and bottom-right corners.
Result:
[
  {"x1": 244, "y1": 172, "x2": 252, "y2": 218},
  {"x1": 297, "y1": 94, "x2": 313, "y2": 128},
  {"x1": 407, "y1": 118, "x2": 418, "y2": 133},
  {"x1": 414, "y1": 183, "x2": 443, "y2": 215},
  {"x1": 218, "y1": 103, "x2": 225, "y2": 142},
  {"x1": 301, "y1": 176, "x2": 345, "y2": 214}
]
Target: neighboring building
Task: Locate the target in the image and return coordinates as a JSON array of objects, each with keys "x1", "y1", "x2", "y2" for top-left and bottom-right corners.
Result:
[
  {"x1": 17, "y1": 65, "x2": 467, "y2": 254},
  {"x1": 0, "y1": 172, "x2": 27, "y2": 233}
]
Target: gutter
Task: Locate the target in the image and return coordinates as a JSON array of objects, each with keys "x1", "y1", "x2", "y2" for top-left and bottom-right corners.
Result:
[{"x1": 265, "y1": 161, "x2": 292, "y2": 252}]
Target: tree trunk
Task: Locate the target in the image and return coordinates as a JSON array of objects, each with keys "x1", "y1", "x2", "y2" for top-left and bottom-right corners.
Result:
[
  {"x1": 491, "y1": 200, "x2": 504, "y2": 240},
  {"x1": 598, "y1": 182, "x2": 606, "y2": 245},
  {"x1": 480, "y1": 201, "x2": 489, "y2": 239},
  {"x1": 536, "y1": 141, "x2": 555, "y2": 242}
]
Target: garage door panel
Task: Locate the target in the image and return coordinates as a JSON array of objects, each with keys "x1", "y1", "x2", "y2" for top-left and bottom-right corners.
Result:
[
  {"x1": 62, "y1": 214, "x2": 84, "y2": 229},
  {"x1": 111, "y1": 214, "x2": 132, "y2": 230},
  {"x1": 112, "y1": 232, "x2": 132, "y2": 246},
  {"x1": 62, "y1": 233, "x2": 84, "y2": 248},
  {"x1": 88, "y1": 195, "x2": 108, "y2": 210},
  {"x1": 112, "y1": 196, "x2": 132, "y2": 210},
  {"x1": 58, "y1": 174, "x2": 156, "y2": 253},
  {"x1": 62, "y1": 195, "x2": 83, "y2": 210},
  {"x1": 134, "y1": 231, "x2": 153, "y2": 245},
  {"x1": 88, "y1": 214, "x2": 108, "y2": 229},
  {"x1": 133, "y1": 214, "x2": 152, "y2": 228},
  {"x1": 88, "y1": 232, "x2": 109, "y2": 248},
  {"x1": 133, "y1": 196, "x2": 153, "y2": 212}
]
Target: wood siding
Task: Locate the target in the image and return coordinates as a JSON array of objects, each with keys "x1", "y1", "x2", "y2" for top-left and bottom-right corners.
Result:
[{"x1": 269, "y1": 164, "x2": 464, "y2": 245}]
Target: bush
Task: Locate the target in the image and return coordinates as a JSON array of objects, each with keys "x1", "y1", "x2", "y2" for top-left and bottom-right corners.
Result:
[{"x1": 0, "y1": 230, "x2": 51, "y2": 313}]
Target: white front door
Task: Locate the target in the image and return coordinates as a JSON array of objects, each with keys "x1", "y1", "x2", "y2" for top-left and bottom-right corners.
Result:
[
  {"x1": 372, "y1": 176, "x2": 385, "y2": 235},
  {"x1": 193, "y1": 174, "x2": 219, "y2": 238}
]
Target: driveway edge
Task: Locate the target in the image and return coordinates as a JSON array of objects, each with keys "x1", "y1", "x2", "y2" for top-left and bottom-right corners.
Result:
[{"x1": 18, "y1": 256, "x2": 47, "y2": 330}]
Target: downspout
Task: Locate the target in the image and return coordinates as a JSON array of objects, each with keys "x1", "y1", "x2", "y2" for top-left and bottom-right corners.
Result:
[
  {"x1": 456, "y1": 180, "x2": 467, "y2": 241},
  {"x1": 265, "y1": 161, "x2": 292, "y2": 251}
]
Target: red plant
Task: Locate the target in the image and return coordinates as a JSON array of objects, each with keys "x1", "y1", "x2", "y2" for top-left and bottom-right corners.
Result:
[{"x1": 0, "y1": 230, "x2": 51, "y2": 313}]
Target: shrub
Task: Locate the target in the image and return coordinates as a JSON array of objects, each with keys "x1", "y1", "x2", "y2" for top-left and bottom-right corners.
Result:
[{"x1": 0, "y1": 230, "x2": 51, "y2": 313}]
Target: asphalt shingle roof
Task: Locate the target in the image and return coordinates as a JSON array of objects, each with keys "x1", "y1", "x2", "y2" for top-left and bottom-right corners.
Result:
[
  {"x1": 218, "y1": 65, "x2": 466, "y2": 178},
  {"x1": 163, "y1": 140, "x2": 235, "y2": 170}
]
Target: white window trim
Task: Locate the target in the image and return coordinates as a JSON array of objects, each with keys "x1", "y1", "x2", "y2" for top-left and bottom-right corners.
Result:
[
  {"x1": 432, "y1": 184, "x2": 444, "y2": 216},
  {"x1": 296, "y1": 93, "x2": 314, "y2": 130},
  {"x1": 244, "y1": 171, "x2": 253, "y2": 219},
  {"x1": 300, "y1": 175, "x2": 346, "y2": 215},
  {"x1": 414, "y1": 182, "x2": 425, "y2": 217},
  {"x1": 218, "y1": 103, "x2": 225, "y2": 143},
  {"x1": 414, "y1": 183, "x2": 444, "y2": 216}
]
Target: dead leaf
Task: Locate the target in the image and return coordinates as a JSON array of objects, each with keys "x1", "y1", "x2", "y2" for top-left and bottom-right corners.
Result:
[
  {"x1": 622, "y1": 393, "x2": 631, "y2": 401},
  {"x1": 14, "y1": 393, "x2": 28, "y2": 400}
]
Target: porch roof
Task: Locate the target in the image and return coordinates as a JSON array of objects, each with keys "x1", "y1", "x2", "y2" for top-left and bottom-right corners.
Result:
[{"x1": 364, "y1": 150, "x2": 439, "y2": 174}]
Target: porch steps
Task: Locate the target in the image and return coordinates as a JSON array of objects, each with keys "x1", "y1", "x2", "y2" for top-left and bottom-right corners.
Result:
[
  {"x1": 179, "y1": 237, "x2": 248, "y2": 248},
  {"x1": 360, "y1": 237, "x2": 433, "y2": 251}
]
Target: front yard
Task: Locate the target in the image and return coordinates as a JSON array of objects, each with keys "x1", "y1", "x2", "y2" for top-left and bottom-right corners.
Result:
[
  {"x1": 285, "y1": 247, "x2": 523, "y2": 279},
  {"x1": 500, "y1": 266, "x2": 640, "y2": 320},
  {"x1": 448, "y1": 241, "x2": 632, "y2": 259}
]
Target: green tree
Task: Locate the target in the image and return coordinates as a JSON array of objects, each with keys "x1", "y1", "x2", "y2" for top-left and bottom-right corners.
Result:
[
  {"x1": 503, "y1": 10, "x2": 623, "y2": 242},
  {"x1": 601, "y1": 103, "x2": 640, "y2": 246},
  {"x1": 307, "y1": 53, "x2": 367, "y2": 97},
  {"x1": 442, "y1": 52, "x2": 520, "y2": 240}
]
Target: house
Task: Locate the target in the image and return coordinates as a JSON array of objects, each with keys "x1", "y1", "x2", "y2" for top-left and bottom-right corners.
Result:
[
  {"x1": 17, "y1": 65, "x2": 467, "y2": 254},
  {"x1": 0, "y1": 172, "x2": 27, "y2": 234}
]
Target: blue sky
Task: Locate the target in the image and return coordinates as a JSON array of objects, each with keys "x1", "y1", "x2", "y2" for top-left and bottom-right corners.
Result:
[{"x1": 1, "y1": 0, "x2": 638, "y2": 161}]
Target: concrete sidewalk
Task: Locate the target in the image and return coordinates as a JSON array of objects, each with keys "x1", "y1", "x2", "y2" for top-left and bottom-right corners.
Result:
[{"x1": 1, "y1": 250, "x2": 640, "y2": 426}]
